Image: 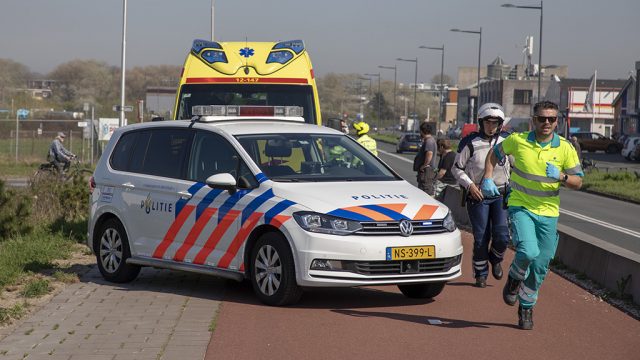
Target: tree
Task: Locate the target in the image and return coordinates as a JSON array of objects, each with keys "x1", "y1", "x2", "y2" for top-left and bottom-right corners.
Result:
[
  {"x1": 430, "y1": 73, "x2": 453, "y2": 88},
  {"x1": 0, "y1": 58, "x2": 30, "y2": 107}
]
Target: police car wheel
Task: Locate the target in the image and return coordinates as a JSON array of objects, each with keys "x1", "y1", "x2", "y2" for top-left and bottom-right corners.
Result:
[
  {"x1": 95, "y1": 218, "x2": 140, "y2": 283},
  {"x1": 397, "y1": 282, "x2": 446, "y2": 299},
  {"x1": 250, "y1": 232, "x2": 302, "y2": 306}
]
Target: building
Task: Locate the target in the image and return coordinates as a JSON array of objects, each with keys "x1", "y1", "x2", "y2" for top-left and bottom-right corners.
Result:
[
  {"x1": 548, "y1": 78, "x2": 627, "y2": 137},
  {"x1": 145, "y1": 87, "x2": 176, "y2": 119},
  {"x1": 611, "y1": 61, "x2": 639, "y2": 138}
]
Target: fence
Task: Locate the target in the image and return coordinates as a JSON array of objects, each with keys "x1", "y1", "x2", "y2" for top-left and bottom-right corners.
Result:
[{"x1": 0, "y1": 119, "x2": 101, "y2": 164}]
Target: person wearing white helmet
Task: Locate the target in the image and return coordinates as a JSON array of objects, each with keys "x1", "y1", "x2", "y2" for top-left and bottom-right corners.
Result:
[
  {"x1": 452, "y1": 103, "x2": 511, "y2": 289},
  {"x1": 48, "y1": 131, "x2": 76, "y2": 174}
]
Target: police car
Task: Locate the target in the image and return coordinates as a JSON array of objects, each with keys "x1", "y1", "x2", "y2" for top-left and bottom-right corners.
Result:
[{"x1": 88, "y1": 106, "x2": 463, "y2": 306}]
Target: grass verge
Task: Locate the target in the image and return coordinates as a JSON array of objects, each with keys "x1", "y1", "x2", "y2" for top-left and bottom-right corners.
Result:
[
  {"x1": 0, "y1": 302, "x2": 29, "y2": 326},
  {"x1": 581, "y1": 170, "x2": 640, "y2": 203},
  {"x1": 0, "y1": 228, "x2": 75, "y2": 290}
]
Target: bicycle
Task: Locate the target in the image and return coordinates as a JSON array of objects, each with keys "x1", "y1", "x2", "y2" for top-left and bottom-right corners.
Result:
[{"x1": 31, "y1": 158, "x2": 93, "y2": 185}]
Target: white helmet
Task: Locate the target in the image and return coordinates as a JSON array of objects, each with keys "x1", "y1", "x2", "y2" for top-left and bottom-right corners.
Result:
[{"x1": 477, "y1": 103, "x2": 505, "y2": 134}]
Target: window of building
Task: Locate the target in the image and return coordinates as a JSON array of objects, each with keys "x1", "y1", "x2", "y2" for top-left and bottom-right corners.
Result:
[{"x1": 513, "y1": 89, "x2": 533, "y2": 105}]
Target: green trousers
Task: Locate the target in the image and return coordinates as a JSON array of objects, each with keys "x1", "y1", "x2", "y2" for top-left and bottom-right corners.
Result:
[{"x1": 507, "y1": 206, "x2": 559, "y2": 309}]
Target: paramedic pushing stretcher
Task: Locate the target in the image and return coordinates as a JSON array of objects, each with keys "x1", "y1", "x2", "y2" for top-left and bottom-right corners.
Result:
[{"x1": 482, "y1": 100, "x2": 583, "y2": 330}]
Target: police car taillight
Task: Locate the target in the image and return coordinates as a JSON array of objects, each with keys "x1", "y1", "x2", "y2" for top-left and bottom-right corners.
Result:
[
  {"x1": 192, "y1": 105, "x2": 303, "y2": 117},
  {"x1": 89, "y1": 176, "x2": 96, "y2": 194}
]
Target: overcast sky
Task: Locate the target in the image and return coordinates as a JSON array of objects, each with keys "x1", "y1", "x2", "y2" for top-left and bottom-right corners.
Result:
[{"x1": 1, "y1": 0, "x2": 638, "y2": 84}]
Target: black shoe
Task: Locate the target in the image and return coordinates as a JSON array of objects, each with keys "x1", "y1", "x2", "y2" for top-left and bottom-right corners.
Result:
[
  {"x1": 503, "y1": 275, "x2": 521, "y2": 306},
  {"x1": 492, "y1": 262, "x2": 503, "y2": 280},
  {"x1": 475, "y1": 276, "x2": 487, "y2": 288},
  {"x1": 518, "y1": 306, "x2": 534, "y2": 330}
]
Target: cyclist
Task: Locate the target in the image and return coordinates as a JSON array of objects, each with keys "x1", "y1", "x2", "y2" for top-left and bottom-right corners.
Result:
[
  {"x1": 48, "y1": 132, "x2": 76, "y2": 175},
  {"x1": 352, "y1": 121, "x2": 378, "y2": 156}
]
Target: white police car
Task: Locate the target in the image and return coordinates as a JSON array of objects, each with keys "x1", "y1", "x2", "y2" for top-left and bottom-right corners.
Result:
[{"x1": 88, "y1": 106, "x2": 463, "y2": 306}]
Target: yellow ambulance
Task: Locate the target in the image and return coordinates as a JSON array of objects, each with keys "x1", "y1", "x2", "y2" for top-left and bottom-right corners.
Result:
[{"x1": 173, "y1": 39, "x2": 322, "y2": 125}]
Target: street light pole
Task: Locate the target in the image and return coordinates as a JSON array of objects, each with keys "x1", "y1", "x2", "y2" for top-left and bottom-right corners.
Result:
[
  {"x1": 451, "y1": 27, "x2": 482, "y2": 123},
  {"x1": 364, "y1": 73, "x2": 381, "y2": 128},
  {"x1": 419, "y1": 45, "x2": 445, "y2": 133},
  {"x1": 397, "y1": 58, "x2": 418, "y2": 128},
  {"x1": 502, "y1": 1, "x2": 544, "y2": 101},
  {"x1": 379, "y1": 65, "x2": 397, "y2": 125},
  {"x1": 119, "y1": 0, "x2": 128, "y2": 127},
  {"x1": 211, "y1": 0, "x2": 215, "y2": 41}
]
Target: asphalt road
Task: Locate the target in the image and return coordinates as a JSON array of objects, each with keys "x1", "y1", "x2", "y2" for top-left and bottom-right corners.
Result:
[{"x1": 376, "y1": 141, "x2": 640, "y2": 255}]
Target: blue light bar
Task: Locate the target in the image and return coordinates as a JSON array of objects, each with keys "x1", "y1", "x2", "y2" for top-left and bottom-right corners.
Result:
[
  {"x1": 266, "y1": 51, "x2": 294, "y2": 64},
  {"x1": 273, "y1": 40, "x2": 304, "y2": 54},
  {"x1": 191, "y1": 39, "x2": 222, "y2": 54},
  {"x1": 201, "y1": 50, "x2": 228, "y2": 64}
]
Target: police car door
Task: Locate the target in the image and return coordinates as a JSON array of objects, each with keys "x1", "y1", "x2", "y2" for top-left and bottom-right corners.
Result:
[
  {"x1": 124, "y1": 128, "x2": 194, "y2": 260},
  {"x1": 172, "y1": 130, "x2": 259, "y2": 270}
]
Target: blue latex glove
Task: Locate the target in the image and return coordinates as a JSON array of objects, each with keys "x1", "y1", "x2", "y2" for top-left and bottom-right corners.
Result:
[
  {"x1": 480, "y1": 178, "x2": 500, "y2": 198},
  {"x1": 546, "y1": 162, "x2": 561, "y2": 180}
]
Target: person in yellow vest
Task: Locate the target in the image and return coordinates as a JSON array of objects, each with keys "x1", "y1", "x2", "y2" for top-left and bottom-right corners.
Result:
[
  {"x1": 483, "y1": 101, "x2": 583, "y2": 330},
  {"x1": 352, "y1": 121, "x2": 378, "y2": 156}
]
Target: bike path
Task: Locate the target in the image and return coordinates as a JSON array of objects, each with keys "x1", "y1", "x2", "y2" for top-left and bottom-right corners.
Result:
[{"x1": 206, "y1": 232, "x2": 639, "y2": 360}]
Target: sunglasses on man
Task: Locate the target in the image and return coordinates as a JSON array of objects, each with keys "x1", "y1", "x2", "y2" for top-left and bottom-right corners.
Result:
[{"x1": 534, "y1": 116, "x2": 557, "y2": 123}]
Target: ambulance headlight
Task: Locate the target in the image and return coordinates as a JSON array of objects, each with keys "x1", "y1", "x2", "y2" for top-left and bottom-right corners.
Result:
[
  {"x1": 293, "y1": 212, "x2": 362, "y2": 235},
  {"x1": 443, "y1": 212, "x2": 457, "y2": 232}
]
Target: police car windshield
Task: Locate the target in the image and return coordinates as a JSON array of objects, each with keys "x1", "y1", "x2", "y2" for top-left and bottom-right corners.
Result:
[
  {"x1": 235, "y1": 133, "x2": 399, "y2": 182},
  {"x1": 177, "y1": 84, "x2": 316, "y2": 124}
]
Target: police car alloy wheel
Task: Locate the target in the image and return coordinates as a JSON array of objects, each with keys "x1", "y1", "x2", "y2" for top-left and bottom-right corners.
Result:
[
  {"x1": 250, "y1": 232, "x2": 302, "y2": 306},
  {"x1": 397, "y1": 282, "x2": 446, "y2": 299},
  {"x1": 95, "y1": 218, "x2": 140, "y2": 283}
]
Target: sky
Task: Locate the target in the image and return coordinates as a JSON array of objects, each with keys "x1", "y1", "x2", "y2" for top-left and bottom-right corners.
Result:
[{"x1": 1, "y1": 0, "x2": 639, "y2": 85}]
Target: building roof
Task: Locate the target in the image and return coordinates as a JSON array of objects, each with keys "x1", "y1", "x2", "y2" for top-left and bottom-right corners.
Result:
[
  {"x1": 490, "y1": 56, "x2": 507, "y2": 66},
  {"x1": 612, "y1": 75, "x2": 636, "y2": 105},
  {"x1": 560, "y1": 78, "x2": 628, "y2": 89}
]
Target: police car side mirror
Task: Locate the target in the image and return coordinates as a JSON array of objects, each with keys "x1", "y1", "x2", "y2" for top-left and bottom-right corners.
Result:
[{"x1": 205, "y1": 173, "x2": 237, "y2": 193}]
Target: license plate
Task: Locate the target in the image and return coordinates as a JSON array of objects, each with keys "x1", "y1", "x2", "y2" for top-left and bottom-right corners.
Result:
[
  {"x1": 386, "y1": 245, "x2": 435, "y2": 260},
  {"x1": 409, "y1": 145, "x2": 417, "y2": 149}
]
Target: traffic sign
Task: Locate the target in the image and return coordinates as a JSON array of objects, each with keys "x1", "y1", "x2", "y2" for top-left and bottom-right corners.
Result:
[
  {"x1": 77, "y1": 121, "x2": 88, "y2": 127},
  {"x1": 17, "y1": 108, "x2": 29, "y2": 119},
  {"x1": 113, "y1": 105, "x2": 134, "y2": 112}
]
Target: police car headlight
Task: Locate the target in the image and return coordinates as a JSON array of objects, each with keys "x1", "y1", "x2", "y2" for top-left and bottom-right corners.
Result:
[
  {"x1": 293, "y1": 212, "x2": 362, "y2": 236},
  {"x1": 443, "y1": 212, "x2": 457, "y2": 232}
]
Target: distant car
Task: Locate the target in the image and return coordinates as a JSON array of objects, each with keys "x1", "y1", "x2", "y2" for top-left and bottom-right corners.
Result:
[
  {"x1": 571, "y1": 132, "x2": 622, "y2": 154},
  {"x1": 396, "y1": 133, "x2": 422, "y2": 153},
  {"x1": 621, "y1": 136, "x2": 640, "y2": 160},
  {"x1": 633, "y1": 142, "x2": 640, "y2": 162}
]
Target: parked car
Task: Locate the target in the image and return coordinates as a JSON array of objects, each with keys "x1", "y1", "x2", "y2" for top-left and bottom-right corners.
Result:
[
  {"x1": 633, "y1": 142, "x2": 640, "y2": 162},
  {"x1": 621, "y1": 136, "x2": 640, "y2": 160},
  {"x1": 571, "y1": 132, "x2": 622, "y2": 154},
  {"x1": 88, "y1": 108, "x2": 462, "y2": 306},
  {"x1": 396, "y1": 133, "x2": 422, "y2": 153}
]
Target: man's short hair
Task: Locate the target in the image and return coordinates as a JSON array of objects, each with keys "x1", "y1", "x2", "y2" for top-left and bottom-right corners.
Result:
[
  {"x1": 533, "y1": 100, "x2": 559, "y2": 114},
  {"x1": 420, "y1": 122, "x2": 432, "y2": 135},
  {"x1": 437, "y1": 139, "x2": 452, "y2": 150}
]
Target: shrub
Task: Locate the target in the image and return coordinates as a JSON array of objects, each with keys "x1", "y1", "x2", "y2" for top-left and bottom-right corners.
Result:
[{"x1": 0, "y1": 180, "x2": 33, "y2": 241}]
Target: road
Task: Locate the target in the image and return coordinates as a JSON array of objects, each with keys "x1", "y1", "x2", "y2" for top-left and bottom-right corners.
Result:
[{"x1": 376, "y1": 141, "x2": 640, "y2": 256}]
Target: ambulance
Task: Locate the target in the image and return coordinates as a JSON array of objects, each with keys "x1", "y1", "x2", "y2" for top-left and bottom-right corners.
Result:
[
  {"x1": 173, "y1": 39, "x2": 322, "y2": 126},
  {"x1": 88, "y1": 109, "x2": 462, "y2": 306}
]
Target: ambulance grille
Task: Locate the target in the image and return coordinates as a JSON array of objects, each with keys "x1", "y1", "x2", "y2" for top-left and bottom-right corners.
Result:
[
  {"x1": 355, "y1": 220, "x2": 446, "y2": 235},
  {"x1": 343, "y1": 255, "x2": 461, "y2": 275}
]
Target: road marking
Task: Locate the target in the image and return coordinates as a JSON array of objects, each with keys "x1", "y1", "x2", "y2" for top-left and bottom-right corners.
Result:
[
  {"x1": 380, "y1": 148, "x2": 640, "y2": 239},
  {"x1": 560, "y1": 208, "x2": 640, "y2": 239},
  {"x1": 379, "y1": 149, "x2": 413, "y2": 163}
]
